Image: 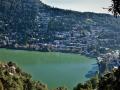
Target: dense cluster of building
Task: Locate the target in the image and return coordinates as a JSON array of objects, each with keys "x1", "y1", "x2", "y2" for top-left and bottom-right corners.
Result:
[
  {"x1": 0, "y1": 0, "x2": 120, "y2": 58},
  {"x1": 0, "y1": 20, "x2": 120, "y2": 58},
  {"x1": 97, "y1": 50, "x2": 120, "y2": 75}
]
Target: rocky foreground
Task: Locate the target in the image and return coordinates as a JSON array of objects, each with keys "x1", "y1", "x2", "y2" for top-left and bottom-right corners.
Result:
[
  {"x1": 0, "y1": 61, "x2": 67, "y2": 90},
  {"x1": 0, "y1": 61, "x2": 49, "y2": 90},
  {"x1": 74, "y1": 66, "x2": 120, "y2": 90}
]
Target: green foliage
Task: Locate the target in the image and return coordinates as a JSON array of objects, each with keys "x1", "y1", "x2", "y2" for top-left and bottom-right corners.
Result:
[
  {"x1": 74, "y1": 66, "x2": 120, "y2": 90},
  {"x1": 0, "y1": 61, "x2": 48, "y2": 90},
  {"x1": 98, "y1": 67, "x2": 120, "y2": 90},
  {"x1": 48, "y1": 19, "x2": 65, "y2": 32},
  {"x1": 74, "y1": 75, "x2": 99, "y2": 90},
  {"x1": 0, "y1": 80, "x2": 4, "y2": 90}
]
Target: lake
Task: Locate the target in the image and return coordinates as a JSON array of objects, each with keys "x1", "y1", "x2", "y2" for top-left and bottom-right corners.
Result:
[{"x1": 0, "y1": 48, "x2": 98, "y2": 89}]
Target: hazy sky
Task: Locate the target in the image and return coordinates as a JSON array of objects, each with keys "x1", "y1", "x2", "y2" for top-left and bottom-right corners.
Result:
[{"x1": 41, "y1": 0, "x2": 111, "y2": 14}]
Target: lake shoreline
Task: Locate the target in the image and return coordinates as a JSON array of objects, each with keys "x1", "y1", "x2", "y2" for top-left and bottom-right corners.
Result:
[
  {"x1": 0, "y1": 47, "x2": 95, "y2": 59},
  {"x1": 0, "y1": 48, "x2": 98, "y2": 89}
]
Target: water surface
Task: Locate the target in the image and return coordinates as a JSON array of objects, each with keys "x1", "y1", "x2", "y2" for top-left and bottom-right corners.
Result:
[{"x1": 0, "y1": 48, "x2": 98, "y2": 89}]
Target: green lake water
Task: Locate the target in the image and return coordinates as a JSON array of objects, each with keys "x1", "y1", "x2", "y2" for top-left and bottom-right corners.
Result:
[{"x1": 0, "y1": 48, "x2": 98, "y2": 89}]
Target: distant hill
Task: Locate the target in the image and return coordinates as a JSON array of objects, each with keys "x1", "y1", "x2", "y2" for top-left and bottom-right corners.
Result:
[{"x1": 0, "y1": 0, "x2": 120, "y2": 56}]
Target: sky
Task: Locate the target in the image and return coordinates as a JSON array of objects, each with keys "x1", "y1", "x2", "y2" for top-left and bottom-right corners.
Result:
[{"x1": 41, "y1": 0, "x2": 111, "y2": 14}]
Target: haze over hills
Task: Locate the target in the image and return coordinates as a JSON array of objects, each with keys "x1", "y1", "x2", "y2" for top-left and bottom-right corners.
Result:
[
  {"x1": 41, "y1": 0, "x2": 111, "y2": 14},
  {"x1": 0, "y1": 0, "x2": 120, "y2": 57}
]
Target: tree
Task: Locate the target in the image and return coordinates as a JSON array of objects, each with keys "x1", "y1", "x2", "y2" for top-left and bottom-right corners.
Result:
[{"x1": 109, "y1": 0, "x2": 120, "y2": 16}]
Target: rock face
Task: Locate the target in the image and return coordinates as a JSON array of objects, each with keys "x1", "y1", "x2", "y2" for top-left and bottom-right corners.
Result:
[{"x1": 0, "y1": 0, "x2": 120, "y2": 56}]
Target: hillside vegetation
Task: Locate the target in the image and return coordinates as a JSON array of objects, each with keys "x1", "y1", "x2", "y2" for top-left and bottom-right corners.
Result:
[
  {"x1": 0, "y1": 0, "x2": 120, "y2": 57},
  {"x1": 0, "y1": 61, "x2": 120, "y2": 90},
  {"x1": 74, "y1": 66, "x2": 120, "y2": 90},
  {"x1": 0, "y1": 61, "x2": 48, "y2": 90}
]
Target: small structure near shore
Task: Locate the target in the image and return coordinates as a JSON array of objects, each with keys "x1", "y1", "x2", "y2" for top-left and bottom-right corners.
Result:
[{"x1": 97, "y1": 50, "x2": 120, "y2": 76}]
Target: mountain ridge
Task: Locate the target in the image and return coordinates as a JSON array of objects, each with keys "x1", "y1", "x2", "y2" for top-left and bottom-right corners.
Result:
[{"x1": 0, "y1": 0, "x2": 120, "y2": 56}]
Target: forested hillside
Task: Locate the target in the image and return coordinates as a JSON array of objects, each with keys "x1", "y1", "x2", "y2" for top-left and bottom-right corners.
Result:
[{"x1": 0, "y1": 0, "x2": 120, "y2": 56}]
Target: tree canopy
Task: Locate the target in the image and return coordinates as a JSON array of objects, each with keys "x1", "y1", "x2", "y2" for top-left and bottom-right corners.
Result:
[{"x1": 110, "y1": 0, "x2": 120, "y2": 16}]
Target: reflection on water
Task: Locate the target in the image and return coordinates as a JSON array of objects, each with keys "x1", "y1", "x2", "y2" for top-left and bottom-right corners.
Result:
[{"x1": 85, "y1": 64, "x2": 98, "y2": 78}]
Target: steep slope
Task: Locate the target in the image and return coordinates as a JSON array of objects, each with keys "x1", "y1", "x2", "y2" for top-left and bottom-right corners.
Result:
[
  {"x1": 74, "y1": 66, "x2": 120, "y2": 90},
  {"x1": 0, "y1": 0, "x2": 120, "y2": 56},
  {"x1": 0, "y1": 0, "x2": 40, "y2": 44},
  {"x1": 0, "y1": 61, "x2": 48, "y2": 90}
]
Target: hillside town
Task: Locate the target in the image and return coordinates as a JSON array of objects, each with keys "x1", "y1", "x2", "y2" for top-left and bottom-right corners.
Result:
[
  {"x1": 0, "y1": 23, "x2": 120, "y2": 58},
  {"x1": 97, "y1": 50, "x2": 120, "y2": 75},
  {"x1": 0, "y1": 0, "x2": 120, "y2": 58}
]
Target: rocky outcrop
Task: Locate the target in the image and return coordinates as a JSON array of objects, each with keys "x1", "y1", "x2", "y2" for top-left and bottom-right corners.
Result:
[{"x1": 0, "y1": 61, "x2": 48, "y2": 90}]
